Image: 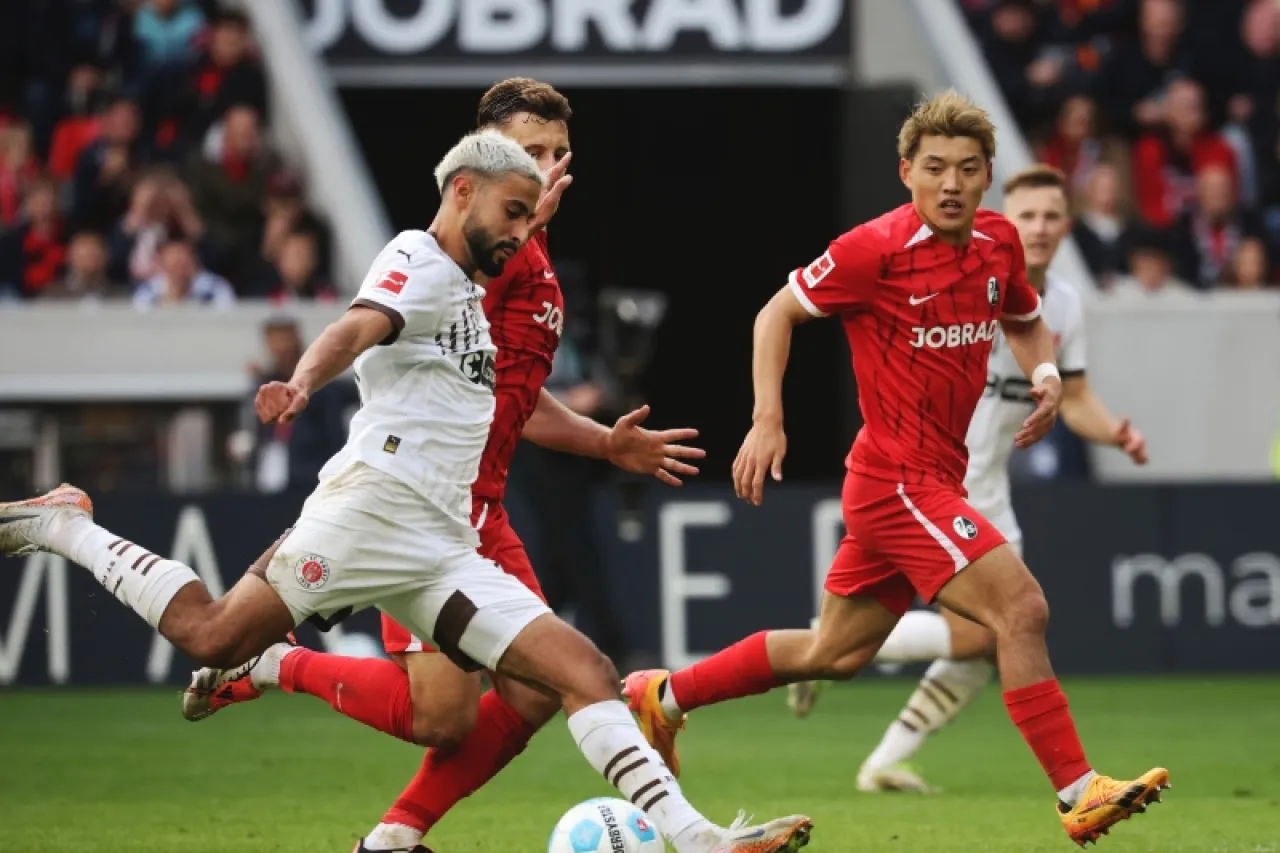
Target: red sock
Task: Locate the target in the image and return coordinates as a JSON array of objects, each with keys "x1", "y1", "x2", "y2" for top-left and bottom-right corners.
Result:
[
  {"x1": 279, "y1": 649, "x2": 416, "y2": 744},
  {"x1": 1004, "y1": 679, "x2": 1092, "y2": 791},
  {"x1": 381, "y1": 690, "x2": 537, "y2": 833},
  {"x1": 667, "y1": 631, "x2": 782, "y2": 712}
]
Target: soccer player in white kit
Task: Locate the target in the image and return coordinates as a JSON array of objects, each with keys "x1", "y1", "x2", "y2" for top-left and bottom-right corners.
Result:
[
  {"x1": 0, "y1": 129, "x2": 812, "y2": 853},
  {"x1": 786, "y1": 165, "x2": 1149, "y2": 794}
]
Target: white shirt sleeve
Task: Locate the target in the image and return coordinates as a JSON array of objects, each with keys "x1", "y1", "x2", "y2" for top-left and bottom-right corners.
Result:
[
  {"x1": 351, "y1": 236, "x2": 449, "y2": 345},
  {"x1": 1057, "y1": 284, "x2": 1087, "y2": 375}
]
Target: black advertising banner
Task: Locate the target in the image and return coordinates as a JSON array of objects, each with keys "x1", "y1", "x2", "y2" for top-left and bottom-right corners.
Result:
[
  {"x1": 1, "y1": 483, "x2": 1277, "y2": 685},
  {"x1": 298, "y1": 0, "x2": 852, "y2": 87}
]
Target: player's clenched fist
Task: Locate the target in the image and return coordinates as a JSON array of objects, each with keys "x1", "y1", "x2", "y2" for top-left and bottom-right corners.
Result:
[
  {"x1": 255, "y1": 380, "x2": 310, "y2": 425},
  {"x1": 733, "y1": 418, "x2": 787, "y2": 506},
  {"x1": 1015, "y1": 376, "x2": 1061, "y2": 448}
]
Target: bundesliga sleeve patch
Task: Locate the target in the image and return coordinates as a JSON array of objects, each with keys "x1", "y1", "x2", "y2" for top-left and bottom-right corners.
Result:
[
  {"x1": 802, "y1": 251, "x2": 835, "y2": 288},
  {"x1": 375, "y1": 270, "x2": 408, "y2": 298}
]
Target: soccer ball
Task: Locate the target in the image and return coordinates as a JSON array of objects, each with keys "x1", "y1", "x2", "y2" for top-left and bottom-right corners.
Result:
[{"x1": 547, "y1": 797, "x2": 664, "y2": 853}]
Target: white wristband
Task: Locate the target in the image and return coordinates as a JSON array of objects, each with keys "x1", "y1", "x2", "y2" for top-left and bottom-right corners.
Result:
[{"x1": 1032, "y1": 363, "x2": 1060, "y2": 386}]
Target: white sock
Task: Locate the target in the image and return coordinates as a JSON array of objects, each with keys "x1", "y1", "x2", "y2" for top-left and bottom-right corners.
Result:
[
  {"x1": 863, "y1": 720, "x2": 927, "y2": 771},
  {"x1": 567, "y1": 700, "x2": 718, "y2": 853},
  {"x1": 659, "y1": 677, "x2": 684, "y2": 719},
  {"x1": 864, "y1": 658, "x2": 995, "y2": 770},
  {"x1": 875, "y1": 610, "x2": 951, "y2": 663},
  {"x1": 250, "y1": 643, "x2": 300, "y2": 689},
  {"x1": 1057, "y1": 770, "x2": 1098, "y2": 807},
  {"x1": 361, "y1": 822, "x2": 422, "y2": 851},
  {"x1": 59, "y1": 516, "x2": 198, "y2": 630}
]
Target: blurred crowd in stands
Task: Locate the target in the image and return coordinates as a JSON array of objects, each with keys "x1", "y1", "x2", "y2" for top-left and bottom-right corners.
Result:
[
  {"x1": 0, "y1": 0, "x2": 333, "y2": 305},
  {"x1": 965, "y1": 0, "x2": 1280, "y2": 291}
]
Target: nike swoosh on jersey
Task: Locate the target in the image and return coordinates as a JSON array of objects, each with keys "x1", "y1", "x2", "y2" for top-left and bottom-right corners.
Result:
[
  {"x1": 908, "y1": 292, "x2": 939, "y2": 305},
  {"x1": 543, "y1": 269, "x2": 554, "y2": 279}
]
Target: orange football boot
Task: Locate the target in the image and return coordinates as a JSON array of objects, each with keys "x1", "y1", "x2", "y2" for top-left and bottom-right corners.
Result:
[
  {"x1": 1059, "y1": 768, "x2": 1170, "y2": 846},
  {"x1": 621, "y1": 669, "x2": 686, "y2": 777}
]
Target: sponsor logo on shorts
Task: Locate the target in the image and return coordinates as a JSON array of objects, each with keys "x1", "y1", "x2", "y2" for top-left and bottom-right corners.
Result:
[
  {"x1": 987, "y1": 276, "x2": 1000, "y2": 307},
  {"x1": 383, "y1": 434, "x2": 401, "y2": 454},
  {"x1": 294, "y1": 555, "x2": 330, "y2": 590},
  {"x1": 953, "y1": 516, "x2": 979, "y2": 540}
]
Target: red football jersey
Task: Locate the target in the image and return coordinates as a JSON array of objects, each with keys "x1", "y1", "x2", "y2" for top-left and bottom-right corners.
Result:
[
  {"x1": 473, "y1": 231, "x2": 564, "y2": 501},
  {"x1": 789, "y1": 204, "x2": 1041, "y2": 490}
]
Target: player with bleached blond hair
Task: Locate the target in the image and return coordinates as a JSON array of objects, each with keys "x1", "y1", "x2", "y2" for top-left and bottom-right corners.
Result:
[{"x1": 0, "y1": 127, "x2": 812, "y2": 853}]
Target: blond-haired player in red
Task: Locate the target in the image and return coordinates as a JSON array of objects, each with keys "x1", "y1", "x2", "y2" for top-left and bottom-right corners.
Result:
[
  {"x1": 836, "y1": 164, "x2": 1149, "y2": 796},
  {"x1": 623, "y1": 92, "x2": 1169, "y2": 847}
]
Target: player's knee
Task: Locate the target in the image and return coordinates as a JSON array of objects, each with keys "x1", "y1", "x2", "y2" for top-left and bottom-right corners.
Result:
[
  {"x1": 562, "y1": 646, "x2": 620, "y2": 706},
  {"x1": 1003, "y1": 588, "x2": 1050, "y2": 639},
  {"x1": 411, "y1": 703, "x2": 478, "y2": 749}
]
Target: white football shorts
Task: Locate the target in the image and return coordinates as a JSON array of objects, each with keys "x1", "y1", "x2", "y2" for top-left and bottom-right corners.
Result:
[{"x1": 265, "y1": 461, "x2": 549, "y2": 671}]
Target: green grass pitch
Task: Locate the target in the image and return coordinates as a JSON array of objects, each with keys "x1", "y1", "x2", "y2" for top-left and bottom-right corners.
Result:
[{"x1": 1, "y1": 677, "x2": 1277, "y2": 852}]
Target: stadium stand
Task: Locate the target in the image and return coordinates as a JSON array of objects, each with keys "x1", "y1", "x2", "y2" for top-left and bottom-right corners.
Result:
[
  {"x1": 0, "y1": 1, "x2": 333, "y2": 304},
  {"x1": 963, "y1": 0, "x2": 1280, "y2": 290}
]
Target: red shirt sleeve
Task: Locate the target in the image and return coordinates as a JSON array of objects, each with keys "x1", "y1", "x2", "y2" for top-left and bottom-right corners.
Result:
[
  {"x1": 1000, "y1": 230, "x2": 1042, "y2": 321},
  {"x1": 787, "y1": 224, "x2": 880, "y2": 317}
]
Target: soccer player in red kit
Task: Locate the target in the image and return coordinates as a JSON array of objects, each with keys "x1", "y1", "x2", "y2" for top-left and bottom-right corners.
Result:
[
  {"x1": 623, "y1": 92, "x2": 1169, "y2": 847},
  {"x1": 184, "y1": 80, "x2": 715, "y2": 853}
]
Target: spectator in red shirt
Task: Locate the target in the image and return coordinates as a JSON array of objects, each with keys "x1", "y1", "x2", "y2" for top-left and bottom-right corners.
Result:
[
  {"x1": 46, "y1": 62, "x2": 110, "y2": 182},
  {"x1": 170, "y1": 10, "x2": 266, "y2": 156},
  {"x1": 1173, "y1": 162, "x2": 1263, "y2": 288},
  {"x1": 0, "y1": 121, "x2": 39, "y2": 227},
  {"x1": 0, "y1": 179, "x2": 65, "y2": 298},
  {"x1": 1132, "y1": 77, "x2": 1237, "y2": 227},
  {"x1": 1038, "y1": 93, "x2": 1132, "y2": 211},
  {"x1": 185, "y1": 103, "x2": 278, "y2": 286}
]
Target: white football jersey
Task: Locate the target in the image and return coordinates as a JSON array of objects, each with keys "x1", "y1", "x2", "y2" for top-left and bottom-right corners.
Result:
[
  {"x1": 964, "y1": 273, "x2": 1086, "y2": 539},
  {"x1": 319, "y1": 230, "x2": 497, "y2": 534}
]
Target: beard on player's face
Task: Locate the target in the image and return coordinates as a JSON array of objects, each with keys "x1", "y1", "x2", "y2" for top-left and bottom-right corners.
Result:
[{"x1": 462, "y1": 214, "x2": 519, "y2": 278}]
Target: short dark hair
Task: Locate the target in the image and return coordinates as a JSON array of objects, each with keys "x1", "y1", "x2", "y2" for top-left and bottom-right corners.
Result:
[
  {"x1": 1003, "y1": 164, "x2": 1067, "y2": 196},
  {"x1": 477, "y1": 78, "x2": 572, "y2": 128}
]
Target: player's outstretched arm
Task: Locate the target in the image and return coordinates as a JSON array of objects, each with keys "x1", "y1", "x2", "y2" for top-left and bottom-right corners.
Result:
[
  {"x1": 523, "y1": 389, "x2": 705, "y2": 486},
  {"x1": 999, "y1": 315, "x2": 1062, "y2": 448},
  {"x1": 1060, "y1": 375, "x2": 1148, "y2": 464},
  {"x1": 256, "y1": 306, "x2": 391, "y2": 425},
  {"x1": 733, "y1": 286, "x2": 815, "y2": 505}
]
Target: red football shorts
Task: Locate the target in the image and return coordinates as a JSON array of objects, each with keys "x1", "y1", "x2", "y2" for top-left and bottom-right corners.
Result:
[
  {"x1": 825, "y1": 472, "x2": 1007, "y2": 616},
  {"x1": 382, "y1": 498, "x2": 544, "y2": 655}
]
